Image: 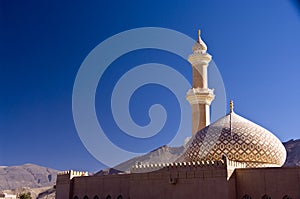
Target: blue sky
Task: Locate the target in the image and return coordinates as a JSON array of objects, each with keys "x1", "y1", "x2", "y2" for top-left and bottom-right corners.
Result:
[{"x1": 1, "y1": 1, "x2": 300, "y2": 172}]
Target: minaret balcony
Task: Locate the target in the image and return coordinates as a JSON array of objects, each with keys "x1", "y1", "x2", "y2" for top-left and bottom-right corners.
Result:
[
  {"x1": 186, "y1": 87, "x2": 215, "y2": 105},
  {"x1": 188, "y1": 52, "x2": 212, "y2": 66}
]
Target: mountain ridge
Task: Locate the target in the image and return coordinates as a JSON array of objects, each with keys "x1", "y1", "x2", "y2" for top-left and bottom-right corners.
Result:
[
  {"x1": 0, "y1": 139, "x2": 299, "y2": 191},
  {"x1": 283, "y1": 138, "x2": 300, "y2": 167},
  {"x1": 0, "y1": 163, "x2": 59, "y2": 191}
]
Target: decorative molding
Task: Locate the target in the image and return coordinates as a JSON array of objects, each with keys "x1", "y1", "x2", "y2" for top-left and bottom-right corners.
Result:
[
  {"x1": 186, "y1": 87, "x2": 215, "y2": 105},
  {"x1": 188, "y1": 53, "x2": 211, "y2": 66}
]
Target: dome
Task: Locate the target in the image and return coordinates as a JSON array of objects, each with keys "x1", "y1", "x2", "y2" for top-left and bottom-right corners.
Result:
[{"x1": 178, "y1": 110, "x2": 287, "y2": 168}]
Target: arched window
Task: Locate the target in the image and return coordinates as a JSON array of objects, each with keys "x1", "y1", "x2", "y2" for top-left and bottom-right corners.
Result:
[
  {"x1": 242, "y1": 194, "x2": 252, "y2": 199},
  {"x1": 262, "y1": 195, "x2": 271, "y2": 199},
  {"x1": 83, "y1": 196, "x2": 89, "y2": 199},
  {"x1": 282, "y1": 195, "x2": 292, "y2": 199},
  {"x1": 93, "y1": 196, "x2": 99, "y2": 199},
  {"x1": 74, "y1": 196, "x2": 79, "y2": 199},
  {"x1": 117, "y1": 195, "x2": 123, "y2": 199},
  {"x1": 106, "y1": 195, "x2": 111, "y2": 199}
]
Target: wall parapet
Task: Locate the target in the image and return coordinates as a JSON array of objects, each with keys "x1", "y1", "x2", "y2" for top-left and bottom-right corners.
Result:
[
  {"x1": 57, "y1": 170, "x2": 88, "y2": 179},
  {"x1": 130, "y1": 160, "x2": 225, "y2": 173}
]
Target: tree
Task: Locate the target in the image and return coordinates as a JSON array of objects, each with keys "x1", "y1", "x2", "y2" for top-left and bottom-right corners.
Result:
[{"x1": 18, "y1": 192, "x2": 32, "y2": 199}]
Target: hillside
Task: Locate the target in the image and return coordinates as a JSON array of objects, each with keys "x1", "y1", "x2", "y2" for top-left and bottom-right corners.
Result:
[
  {"x1": 0, "y1": 164, "x2": 59, "y2": 190},
  {"x1": 111, "y1": 145, "x2": 184, "y2": 173},
  {"x1": 283, "y1": 139, "x2": 300, "y2": 167}
]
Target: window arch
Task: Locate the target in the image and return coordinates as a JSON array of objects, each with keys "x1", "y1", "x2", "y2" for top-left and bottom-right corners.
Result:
[
  {"x1": 93, "y1": 196, "x2": 99, "y2": 199},
  {"x1": 282, "y1": 195, "x2": 292, "y2": 199},
  {"x1": 83, "y1": 196, "x2": 89, "y2": 199},
  {"x1": 117, "y1": 195, "x2": 123, "y2": 199},
  {"x1": 242, "y1": 194, "x2": 252, "y2": 199},
  {"x1": 262, "y1": 195, "x2": 271, "y2": 199},
  {"x1": 74, "y1": 196, "x2": 79, "y2": 199},
  {"x1": 106, "y1": 195, "x2": 112, "y2": 199}
]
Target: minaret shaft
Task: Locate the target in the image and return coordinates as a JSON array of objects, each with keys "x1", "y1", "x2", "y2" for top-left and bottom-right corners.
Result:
[
  {"x1": 191, "y1": 103, "x2": 210, "y2": 133},
  {"x1": 192, "y1": 66, "x2": 207, "y2": 88},
  {"x1": 186, "y1": 30, "x2": 215, "y2": 136}
]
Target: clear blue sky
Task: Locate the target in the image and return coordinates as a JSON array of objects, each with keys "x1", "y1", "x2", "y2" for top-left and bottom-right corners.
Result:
[{"x1": 1, "y1": 1, "x2": 300, "y2": 172}]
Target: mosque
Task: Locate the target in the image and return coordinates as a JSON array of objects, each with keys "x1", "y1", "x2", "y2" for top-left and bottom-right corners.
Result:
[{"x1": 55, "y1": 30, "x2": 300, "y2": 199}]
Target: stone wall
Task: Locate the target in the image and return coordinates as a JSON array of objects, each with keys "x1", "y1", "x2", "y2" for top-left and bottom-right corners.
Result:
[
  {"x1": 236, "y1": 167, "x2": 300, "y2": 199},
  {"x1": 56, "y1": 163, "x2": 300, "y2": 199}
]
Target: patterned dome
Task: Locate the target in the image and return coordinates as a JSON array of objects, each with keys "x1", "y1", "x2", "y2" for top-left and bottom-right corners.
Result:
[{"x1": 179, "y1": 111, "x2": 287, "y2": 168}]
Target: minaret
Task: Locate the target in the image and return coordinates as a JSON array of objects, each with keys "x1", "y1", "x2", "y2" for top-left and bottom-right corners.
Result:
[{"x1": 186, "y1": 30, "x2": 215, "y2": 136}]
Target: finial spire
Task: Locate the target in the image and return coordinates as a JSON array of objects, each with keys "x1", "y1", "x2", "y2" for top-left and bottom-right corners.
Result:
[
  {"x1": 192, "y1": 29, "x2": 207, "y2": 53},
  {"x1": 230, "y1": 100, "x2": 234, "y2": 113}
]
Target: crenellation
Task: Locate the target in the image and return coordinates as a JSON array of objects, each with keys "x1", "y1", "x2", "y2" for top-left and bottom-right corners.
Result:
[
  {"x1": 130, "y1": 160, "x2": 227, "y2": 174},
  {"x1": 57, "y1": 170, "x2": 89, "y2": 182}
]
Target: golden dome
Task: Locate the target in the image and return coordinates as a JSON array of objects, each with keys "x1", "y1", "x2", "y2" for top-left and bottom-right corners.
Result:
[{"x1": 179, "y1": 110, "x2": 287, "y2": 168}]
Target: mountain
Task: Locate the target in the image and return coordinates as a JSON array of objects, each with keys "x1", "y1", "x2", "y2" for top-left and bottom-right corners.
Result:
[
  {"x1": 283, "y1": 139, "x2": 300, "y2": 167},
  {"x1": 0, "y1": 164, "x2": 59, "y2": 190},
  {"x1": 97, "y1": 145, "x2": 185, "y2": 174},
  {"x1": 105, "y1": 139, "x2": 300, "y2": 173}
]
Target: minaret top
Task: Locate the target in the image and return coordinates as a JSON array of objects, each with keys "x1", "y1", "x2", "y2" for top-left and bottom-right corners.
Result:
[
  {"x1": 192, "y1": 29, "x2": 208, "y2": 53},
  {"x1": 230, "y1": 100, "x2": 234, "y2": 113}
]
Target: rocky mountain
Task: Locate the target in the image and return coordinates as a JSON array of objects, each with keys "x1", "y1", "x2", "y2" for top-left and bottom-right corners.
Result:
[
  {"x1": 95, "y1": 145, "x2": 185, "y2": 175},
  {"x1": 0, "y1": 163, "x2": 59, "y2": 190},
  {"x1": 108, "y1": 139, "x2": 300, "y2": 172},
  {"x1": 283, "y1": 139, "x2": 300, "y2": 167},
  {"x1": 104, "y1": 145, "x2": 185, "y2": 173}
]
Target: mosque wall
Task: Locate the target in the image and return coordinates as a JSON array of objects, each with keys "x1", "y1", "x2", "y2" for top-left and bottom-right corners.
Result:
[
  {"x1": 72, "y1": 174, "x2": 130, "y2": 199},
  {"x1": 56, "y1": 166, "x2": 300, "y2": 199},
  {"x1": 130, "y1": 164, "x2": 235, "y2": 199},
  {"x1": 235, "y1": 167, "x2": 300, "y2": 199},
  {"x1": 60, "y1": 162, "x2": 237, "y2": 199},
  {"x1": 56, "y1": 172, "x2": 72, "y2": 199}
]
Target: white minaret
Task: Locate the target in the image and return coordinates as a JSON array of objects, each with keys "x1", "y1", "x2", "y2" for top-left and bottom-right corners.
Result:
[{"x1": 186, "y1": 30, "x2": 215, "y2": 136}]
